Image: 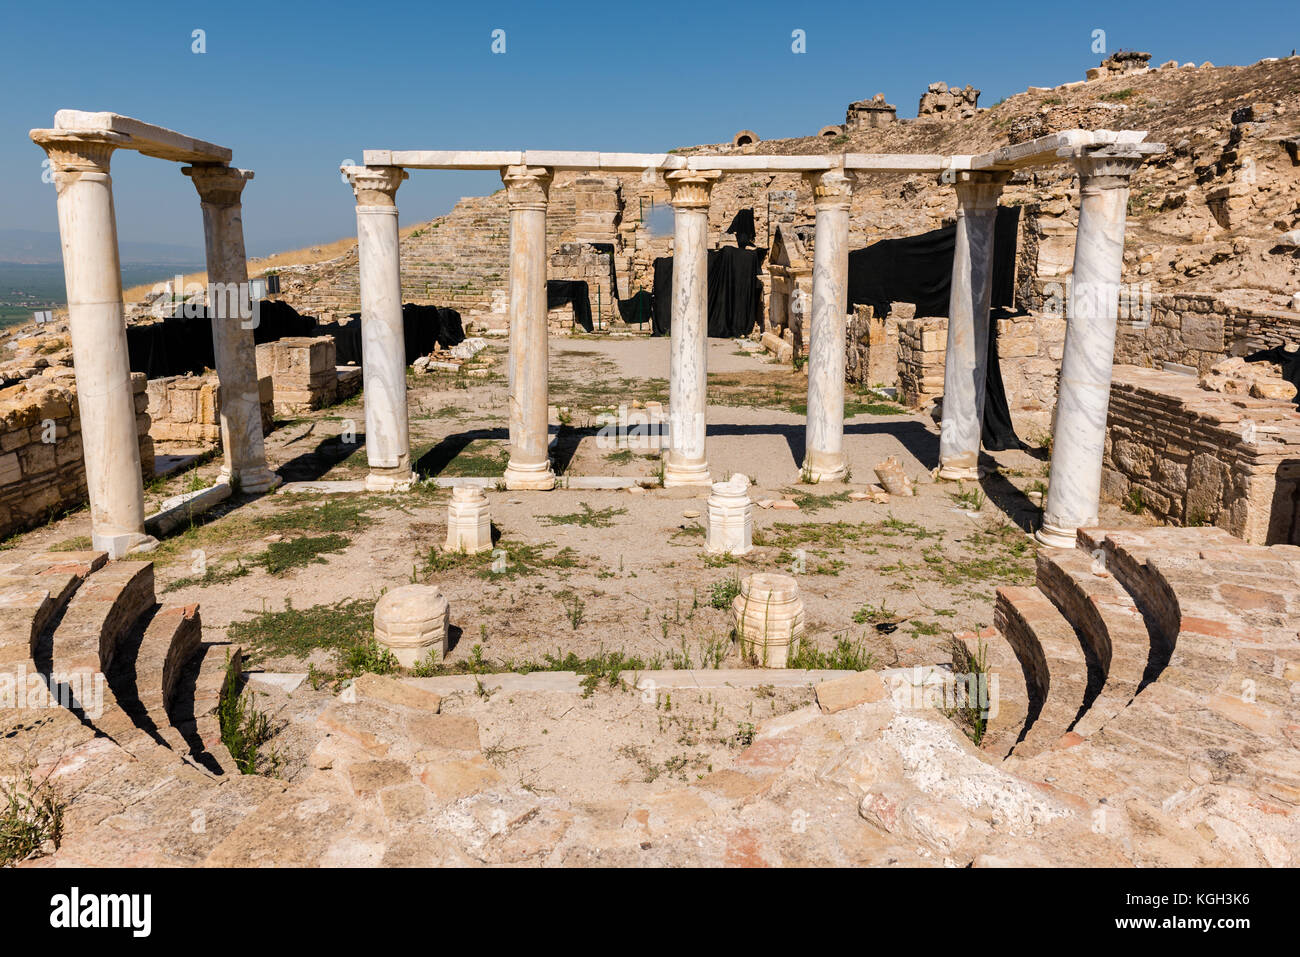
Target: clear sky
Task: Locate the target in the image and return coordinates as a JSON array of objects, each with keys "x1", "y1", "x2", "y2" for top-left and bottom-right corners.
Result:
[{"x1": 2, "y1": 0, "x2": 1296, "y2": 257}]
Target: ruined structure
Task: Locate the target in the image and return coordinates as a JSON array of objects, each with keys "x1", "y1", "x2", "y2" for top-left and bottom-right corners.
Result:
[{"x1": 918, "y1": 82, "x2": 980, "y2": 119}]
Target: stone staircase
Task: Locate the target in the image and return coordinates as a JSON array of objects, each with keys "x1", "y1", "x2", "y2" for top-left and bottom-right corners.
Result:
[
  {"x1": 983, "y1": 526, "x2": 1300, "y2": 813},
  {"x1": 0, "y1": 550, "x2": 280, "y2": 867}
]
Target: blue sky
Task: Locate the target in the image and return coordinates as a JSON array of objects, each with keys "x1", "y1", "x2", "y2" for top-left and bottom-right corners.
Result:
[{"x1": 2, "y1": 0, "x2": 1295, "y2": 257}]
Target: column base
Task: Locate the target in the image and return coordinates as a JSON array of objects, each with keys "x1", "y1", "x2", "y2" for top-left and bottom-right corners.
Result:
[
  {"x1": 1034, "y1": 521, "x2": 1078, "y2": 549},
  {"x1": 663, "y1": 455, "x2": 711, "y2": 488},
  {"x1": 224, "y1": 466, "x2": 282, "y2": 495},
  {"x1": 365, "y1": 470, "x2": 417, "y2": 493},
  {"x1": 504, "y1": 459, "x2": 556, "y2": 491},
  {"x1": 93, "y1": 530, "x2": 160, "y2": 561},
  {"x1": 936, "y1": 463, "x2": 982, "y2": 481},
  {"x1": 801, "y1": 451, "x2": 846, "y2": 484}
]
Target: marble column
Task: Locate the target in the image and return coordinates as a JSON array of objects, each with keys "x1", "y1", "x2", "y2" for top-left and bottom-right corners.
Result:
[
  {"x1": 31, "y1": 129, "x2": 155, "y2": 559},
  {"x1": 1037, "y1": 149, "x2": 1144, "y2": 548},
  {"x1": 663, "y1": 169, "x2": 721, "y2": 487},
  {"x1": 937, "y1": 171, "x2": 1009, "y2": 480},
  {"x1": 183, "y1": 164, "x2": 279, "y2": 494},
  {"x1": 802, "y1": 166, "x2": 856, "y2": 482},
  {"x1": 343, "y1": 165, "x2": 414, "y2": 491},
  {"x1": 501, "y1": 165, "x2": 556, "y2": 490}
]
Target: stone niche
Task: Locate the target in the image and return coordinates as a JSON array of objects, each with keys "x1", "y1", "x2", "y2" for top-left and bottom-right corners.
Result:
[
  {"x1": 1103, "y1": 365, "x2": 1300, "y2": 544},
  {"x1": 845, "y1": 94, "x2": 896, "y2": 130},
  {"x1": 146, "y1": 373, "x2": 274, "y2": 444},
  {"x1": 0, "y1": 374, "x2": 153, "y2": 540},
  {"x1": 255, "y1": 336, "x2": 338, "y2": 415}
]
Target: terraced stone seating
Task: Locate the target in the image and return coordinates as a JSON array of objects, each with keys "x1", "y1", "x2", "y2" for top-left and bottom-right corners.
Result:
[{"x1": 0, "y1": 550, "x2": 280, "y2": 866}]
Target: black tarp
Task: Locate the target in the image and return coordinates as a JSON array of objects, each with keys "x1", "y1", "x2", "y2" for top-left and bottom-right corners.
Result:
[
  {"x1": 982, "y1": 308, "x2": 1023, "y2": 450},
  {"x1": 617, "y1": 290, "x2": 653, "y2": 328},
  {"x1": 546, "y1": 280, "x2": 594, "y2": 332},
  {"x1": 125, "y1": 299, "x2": 464, "y2": 378},
  {"x1": 726, "y1": 209, "x2": 756, "y2": 248},
  {"x1": 649, "y1": 246, "x2": 767, "y2": 339},
  {"x1": 847, "y1": 205, "x2": 1020, "y2": 318}
]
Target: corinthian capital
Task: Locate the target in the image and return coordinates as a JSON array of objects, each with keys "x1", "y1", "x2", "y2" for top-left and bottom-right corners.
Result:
[
  {"x1": 665, "y1": 169, "x2": 722, "y2": 209},
  {"x1": 501, "y1": 165, "x2": 554, "y2": 209},
  {"x1": 803, "y1": 167, "x2": 856, "y2": 210},
  {"x1": 1070, "y1": 148, "x2": 1146, "y2": 189},
  {"x1": 183, "y1": 164, "x2": 253, "y2": 206},
  {"x1": 342, "y1": 165, "x2": 408, "y2": 206},
  {"x1": 30, "y1": 128, "x2": 128, "y2": 174}
]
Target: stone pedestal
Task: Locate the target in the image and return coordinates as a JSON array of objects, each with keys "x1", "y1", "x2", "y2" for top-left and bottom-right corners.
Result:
[
  {"x1": 938, "y1": 172, "x2": 1007, "y2": 480},
  {"x1": 183, "y1": 164, "x2": 280, "y2": 494},
  {"x1": 343, "y1": 165, "x2": 414, "y2": 492},
  {"x1": 31, "y1": 129, "x2": 155, "y2": 559},
  {"x1": 373, "y1": 584, "x2": 450, "y2": 668},
  {"x1": 1038, "y1": 150, "x2": 1143, "y2": 548},
  {"x1": 663, "y1": 169, "x2": 721, "y2": 487},
  {"x1": 444, "y1": 486, "x2": 493, "y2": 554},
  {"x1": 732, "y1": 572, "x2": 805, "y2": 669},
  {"x1": 706, "y1": 477, "x2": 753, "y2": 555},
  {"x1": 501, "y1": 165, "x2": 557, "y2": 490},
  {"x1": 802, "y1": 167, "x2": 856, "y2": 482}
]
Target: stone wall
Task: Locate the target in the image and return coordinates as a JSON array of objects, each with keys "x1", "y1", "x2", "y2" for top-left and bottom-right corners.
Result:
[
  {"x1": 898, "y1": 317, "x2": 947, "y2": 408},
  {"x1": 1111, "y1": 291, "x2": 1300, "y2": 373},
  {"x1": 255, "y1": 336, "x2": 338, "y2": 415},
  {"x1": 1103, "y1": 365, "x2": 1300, "y2": 544},
  {"x1": 845, "y1": 305, "x2": 898, "y2": 387},
  {"x1": 146, "y1": 373, "x2": 275, "y2": 444},
  {"x1": 0, "y1": 373, "x2": 153, "y2": 541}
]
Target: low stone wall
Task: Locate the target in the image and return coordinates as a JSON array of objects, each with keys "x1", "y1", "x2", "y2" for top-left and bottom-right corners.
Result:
[
  {"x1": 146, "y1": 373, "x2": 275, "y2": 444},
  {"x1": 1103, "y1": 365, "x2": 1300, "y2": 544},
  {"x1": 0, "y1": 373, "x2": 153, "y2": 540},
  {"x1": 897, "y1": 317, "x2": 947, "y2": 408},
  {"x1": 256, "y1": 336, "x2": 338, "y2": 415},
  {"x1": 845, "y1": 305, "x2": 898, "y2": 388}
]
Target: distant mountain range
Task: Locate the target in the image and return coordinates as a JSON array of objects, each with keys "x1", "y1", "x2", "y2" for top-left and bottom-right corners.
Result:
[{"x1": 0, "y1": 229, "x2": 204, "y2": 265}]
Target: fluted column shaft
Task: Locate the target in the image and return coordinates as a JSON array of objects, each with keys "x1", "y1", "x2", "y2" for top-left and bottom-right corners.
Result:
[
  {"x1": 663, "y1": 169, "x2": 721, "y2": 487},
  {"x1": 183, "y1": 164, "x2": 279, "y2": 493},
  {"x1": 802, "y1": 167, "x2": 855, "y2": 482},
  {"x1": 344, "y1": 165, "x2": 413, "y2": 491},
  {"x1": 937, "y1": 171, "x2": 1008, "y2": 480},
  {"x1": 501, "y1": 165, "x2": 556, "y2": 490},
  {"x1": 1038, "y1": 150, "x2": 1144, "y2": 548},
  {"x1": 31, "y1": 130, "x2": 154, "y2": 558}
]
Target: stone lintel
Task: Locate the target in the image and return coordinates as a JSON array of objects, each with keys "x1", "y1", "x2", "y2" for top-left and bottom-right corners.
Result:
[{"x1": 52, "y1": 110, "x2": 232, "y2": 164}]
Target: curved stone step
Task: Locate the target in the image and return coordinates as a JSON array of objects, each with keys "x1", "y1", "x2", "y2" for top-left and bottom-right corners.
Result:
[
  {"x1": 0, "y1": 550, "x2": 106, "y2": 661},
  {"x1": 954, "y1": 627, "x2": 1028, "y2": 760},
  {"x1": 168, "y1": 641, "x2": 243, "y2": 775},
  {"x1": 993, "y1": 586, "x2": 1093, "y2": 757},
  {"x1": 45, "y1": 560, "x2": 155, "y2": 677},
  {"x1": 1034, "y1": 548, "x2": 1156, "y2": 738}
]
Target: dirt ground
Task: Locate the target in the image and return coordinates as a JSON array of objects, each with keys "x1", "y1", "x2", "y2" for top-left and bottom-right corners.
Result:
[{"x1": 5, "y1": 335, "x2": 1142, "y2": 685}]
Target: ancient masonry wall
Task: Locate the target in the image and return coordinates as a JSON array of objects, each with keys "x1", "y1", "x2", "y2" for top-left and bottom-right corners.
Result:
[
  {"x1": 0, "y1": 373, "x2": 153, "y2": 540},
  {"x1": 1103, "y1": 365, "x2": 1300, "y2": 544},
  {"x1": 146, "y1": 373, "x2": 275, "y2": 444}
]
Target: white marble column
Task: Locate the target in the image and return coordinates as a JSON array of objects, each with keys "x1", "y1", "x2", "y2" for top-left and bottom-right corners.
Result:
[
  {"x1": 1037, "y1": 149, "x2": 1144, "y2": 548},
  {"x1": 802, "y1": 166, "x2": 856, "y2": 482},
  {"x1": 343, "y1": 165, "x2": 414, "y2": 491},
  {"x1": 937, "y1": 171, "x2": 1008, "y2": 480},
  {"x1": 501, "y1": 165, "x2": 556, "y2": 490},
  {"x1": 31, "y1": 130, "x2": 155, "y2": 559},
  {"x1": 663, "y1": 169, "x2": 721, "y2": 487},
  {"x1": 183, "y1": 164, "x2": 279, "y2": 494}
]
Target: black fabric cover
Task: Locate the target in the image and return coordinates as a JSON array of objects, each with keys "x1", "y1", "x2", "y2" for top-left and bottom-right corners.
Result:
[
  {"x1": 649, "y1": 246, "x2": 767, "y2": 338},
  {"x1": 546, "y1": 280, "x2": 594, "y2": 332},
  {"x1": 726, "y1": 209, "x2": 756, "y2": 248},
  {"x1": 617, "y1": 290, "x2": 653, "y2": 327},
  {"x1": 982, "y1": 308, "x2": 1023, "y2": 450},
  {"x1": 847, "y1": 205, "x2": 1020, "y2": 318},
  {"x1": 400, "y1": 304, "x2": 465, "y2": 360}
]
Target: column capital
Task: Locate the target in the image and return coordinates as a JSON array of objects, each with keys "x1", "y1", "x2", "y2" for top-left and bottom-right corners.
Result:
[
  {"x1": 343, "y1": 165, "x2": 408, "y2": 206},
  {"x1": 1069, "y1": 148, "x2": 1145, "y2": 189},
  {"x1": 949, "y1": 170, "x2": 1010, "y2": 211},
  {"x1": 30, "y1": 128, "x2": 128, "y2": 173},
  {"x1": 501, "y1": 165, "x2": 554, "y2": 209},
  {"x1": 183, "y1": 164, "x2": 253, "y2": 206},
  {"x1": 665, "y1": 169, "x2": 722, "y2": 209},
  {"x1": 803, "y1": 167, "x2": 856, "y2": 210}
]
